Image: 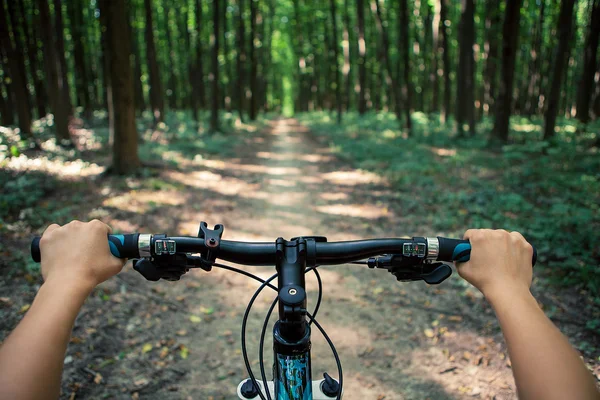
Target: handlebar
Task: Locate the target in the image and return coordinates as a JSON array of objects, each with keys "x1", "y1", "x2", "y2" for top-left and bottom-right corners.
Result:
[{"x1": 30, "y1": 234, "x2": 537, "y2": 266}]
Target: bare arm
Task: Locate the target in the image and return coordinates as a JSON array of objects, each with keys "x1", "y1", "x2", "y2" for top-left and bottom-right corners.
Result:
[
  {"x1": 0, "y1": 220, "x2": 125, "y2": 400},
  {"x1": 457, "y1": 229, "x2": 599, "y2": 400}
]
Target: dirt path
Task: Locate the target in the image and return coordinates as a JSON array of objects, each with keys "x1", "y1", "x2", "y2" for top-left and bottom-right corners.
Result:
[{"x1": 22, "y1": 119, "x2": 554, "y2": 399}]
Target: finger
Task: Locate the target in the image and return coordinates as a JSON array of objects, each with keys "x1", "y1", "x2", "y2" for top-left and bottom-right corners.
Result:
[
  {"x1": 90, "y1": 219, "x2": 112, "y2": 234},
  {"x1": 463, "y1": 229, "x2": 477, "y2": 240},
  {"x1": 42, "y1": 223, "x2": 61, "y2": 237}
]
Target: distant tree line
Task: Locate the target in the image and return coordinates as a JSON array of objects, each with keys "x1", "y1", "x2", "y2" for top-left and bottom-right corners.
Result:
[{"x1": 0, "y1": 0, "x2": 598, "y2": 173}]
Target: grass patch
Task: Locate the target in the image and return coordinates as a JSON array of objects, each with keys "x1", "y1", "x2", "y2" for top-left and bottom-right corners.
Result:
[{"x1": 297, "y1": 111, "x2": 600, "y2": 294}]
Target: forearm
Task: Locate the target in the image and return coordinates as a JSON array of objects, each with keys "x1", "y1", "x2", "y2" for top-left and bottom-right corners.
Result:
[
  {"x1": 0, "y1": 280, "x2": 90, "y2": 400},
  {"x1": 489, "y1": 288, "x2": 600, "y2": 400}
]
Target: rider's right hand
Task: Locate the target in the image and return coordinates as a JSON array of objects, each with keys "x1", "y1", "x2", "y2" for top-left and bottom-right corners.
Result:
[{"x1": 455, "y1": 229, "x2": 534, "y2": 302}]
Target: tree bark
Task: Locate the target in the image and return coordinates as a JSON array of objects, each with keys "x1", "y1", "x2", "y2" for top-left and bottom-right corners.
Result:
[
  {"x1": 52, "y1": 0, "x2": 73, "y2": 116},
  {"x1": 1, "y1": 0, "x2": 32, "y2": 138},
  {"x1": 37, "y1": 0, "x2": 70, "y2": 143},
  {"x1": 372, "y1": 0, "x2": 401, "y2": 121},
  {"x1": 492, "y1": 0, "x2": 523, "y2": 143},
  {"x1": 356, "y1": 0, "x2": 367, "y2": 114},
  {"x1": 439, "y1": 0, "x2": 451, "y2": 122},
  {"x1": 575, "y1": 0, "x2": 600, "y2": 123},
  {"x1": 543, "y1": 0, "x2": 577, "y2": 140},
  {"x1": 144, "y1": 0, "x2": 164, "y2": 124},
  {"x1": 195, "y1": 0, "x2": 206, "y2": 116},
  {"x1": 100, "y1": 0, "x2": 140, "y2": 174},
  {"x1": 163, "y1": 4, "x2": 177, "y2": 109},
  {"x1": 398, "y1": 0, "x2": 412, "y2": 133},
  {"x1": 249, "y1": 0, "x2": 257, "y2": 120},
  {"x1": 16, "y1": 0, "x2": 46, "y2": 119},
  {"x1": 129, "y1": 4, "x2": 146, "y2": 115},
  {"x1": 67, "y1": 0, "x2": 92, "y2": 118},
  {"x1": 236, "y1": 0, "x2": 246, "y2": 121},
  {"x1": 524, "y1": 0, "x2": 546, "y2": 116},
  {"x1": 210, "y1": 0, "x2": 220, "y2": 130},
  {"x1": 456, "y1": 0, "x2": 476, "y2": 136},
  {"x1": 343, "y1": 0, "x2": 353, "y2": 112},
  {"x1": 0, "y1": 47, "x2": 15, "y2": 126},
  {"x1": 481, "y1": 0, "x2": 501, "y2": 117},
  {"x1": 329, "y1": 0, "x2": 342, "y2": 123}
]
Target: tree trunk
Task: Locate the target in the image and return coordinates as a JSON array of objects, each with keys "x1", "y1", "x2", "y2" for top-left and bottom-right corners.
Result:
[
  {"x1": 221, "y1": 0, "x2": 231, "y2": 111},
  {"x1": 356, "y1": 0, "x2": 367, "y2": 114},
  {"x1": 372, "y1": 0, "x2": 401, "y2": 121},
  {"x1": 343, "y1": 0, "x2": 353, "y2": 112},
  {"x1": 398, "y1": 0, "x2": 412, "y2": 133},
  {"x1": 144, "y1": 0, "x2": 164, "y2": 124},
  {"x1": 52, "y1": 0, "x2": 73, "y2": 116},
  {"x1": 432, "y1": 0, "x2": 441, "y2": 113},
  {"x1": 1, "y1": 0, "x2": 32, "y2": 138},
  {"x1": 439, "y1": 0, "x2": 451, "y2": 122},
  {"x1": 456, "y1": 0, "x2": 476, "y2": 136},
  {"x1": 236, "y1": 0, "x2": 246, "y2": 121},
  {"x1": 129, "y1": 5, "x2": 146, "y2": 115},
  {"x1": 163, "y1": 4, "x2": 176, "y2": 109},
  {"x1": 575, "y1": 0, "x2": 600, "y2": 123},
  {"x1": 543, "y1": 0, "x2": 577, "y2": 140},
  {"x1": 210, "y1": 0, "x2": 220, "y2": 130},
  {"x1": 16, "y1": 0, "x2": 46, "y2": 119},
  {"x1": 100, "y1": 0, "x2": 140, "y2": 174},
  {"x1": 249, "y1": 0, "x2": 257, "y2": 120},
  {"x1": 0, "y1": 48, "x2": 15, "y2": 126},
  {"x1": 481, "y1": 0, "x2": 501, "y2": 117},
  {"x1": 492, "y1": 0, "x2": 523, "y2": 143},
  {"x1": 37, "y1": 0, "x2": 70, "y2": 143},
  {"x1": 329, "y1": 0, "x2": 342, "y2": 123},
  {"x1": 195, "y1": 0, "x2": 206, "y2": 116},
  {"x1": 524, "y1": 0, "x2": 546, "y2": 116},
  {"x1": 67, "y1": 0, "x2": 92, "y2": 118}
]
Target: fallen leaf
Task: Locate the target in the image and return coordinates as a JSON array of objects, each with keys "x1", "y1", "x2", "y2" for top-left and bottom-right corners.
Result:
[
  {"x1": 179, "y1": 345, "x2": 189, "y2": 359},
  {"x1": 448, "y1": 315, "x2": 463, "y2": 322},
  {"x1": 134, "y1": 378, "x2": 149, "y2": 387},
  {"x1": 176, "y1": 296, "x2": 185, "y2": 302},
  {"x1": 131, "y1": 392, "x2": 139, "y2": 400},
  {"x1": 142, "y1": 343, "x2": 153, "y2": 354},
  {"x1": 463, "y1": 351, "x2": 472, "y2": 360},
  {"x1": 199, "y1": 306, "x2": 214, "y2": 315},
  {"x1": 94, "y1": 373, "x2": 103, "y2": 384},
  {"x1": 424, "y1": 329, "x2": 435, "y2": 338},
  {"x1": 160, "y1": 347, "x2": 169, "y2": 359},
  {"x1": 189, "y1": 315, "x2": 202, "y2": 323},
  {"x1": 176, "y1": 329, "x2": 187, "y2": 336},
  {"x1": 0, "y1": 297, "x2": 12, "y2": 305},
  {"x1": 19, "y1": 304, "x2": 31, "y2": 313},
  {"x1": 373, "y1": 287, "x2": 384, "y2": 295}
]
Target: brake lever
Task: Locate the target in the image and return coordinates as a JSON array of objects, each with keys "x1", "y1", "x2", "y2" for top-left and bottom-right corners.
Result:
[{"x1": 367, "y1": 255, "x2": 453, "y2": 285}]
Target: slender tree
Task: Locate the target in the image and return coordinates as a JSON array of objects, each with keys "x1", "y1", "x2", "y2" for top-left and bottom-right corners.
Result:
[
  {"x1": 481, "y1": 0, "x2": 501, "y2": 117},
  {"x1": 356, "y1": 0, "x2": 367, "y2": 114},
  {"x1": 144, "y1": 0, "x2": 164, "y2": 124},
  {"x1": 236, "y1": 0, "x2": 246, "y2": 121},
  {"x1": 456, "y1": 0, "x2": 476, "y2": 136},
  {"x1": 543, "y1": 0, "x2": 577, "y2": 140},
  {"x1": 100, "y1": 0, "x2": 140, "y2": 174},
  {"x1": 195, "y1": 0, "x2": 206, "y2": 116},
  {"x1": 398, "y1": 0, "x2": 412, "y2": 132},
  {"x1": 37, "y1": 0, "x2": 70, "y2": 143},
  {"x1": 249, "y1": 0, "x2": 257, "y2": 120},
  {"x1": 211, "y1": 0, "x2": 220, "y2": 130},
  {"x1": 524, "y1": 0, "x2": 547, "y2": 116},
  {"x1": 1, "y1": 0, "x2": 32, "y2": 138},
  {"x1": 343, "y1": 0, "x2": 353, "y2": 111},
  {"x1": 52, "y1": 0, "x2": 73, "y2": 116},
  {"x1": 439, "y1": 0, "x2": 451, "y2": 122},
  {"x1": 67, "y1": 0, "x2": 92, "y2": 118},
  {"x1": 492, "y1": 0, "x2": 523, "y2": 143},
  {"x1": 575, "y1": 0, "x2": 600, "y2": 123}
]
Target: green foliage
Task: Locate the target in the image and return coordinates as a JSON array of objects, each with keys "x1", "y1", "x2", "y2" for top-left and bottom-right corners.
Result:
[
  {"x1": 0, "y1": 171, "x2": 57, "y2": 222},
  {"x1": 298, "y1": 111, "x2": 600, "y2": 293}
]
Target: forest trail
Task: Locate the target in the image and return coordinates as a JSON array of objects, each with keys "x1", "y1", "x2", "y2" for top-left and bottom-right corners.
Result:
[{"x1": 43, "y1": 119, "x2": 528, "y2": 399}]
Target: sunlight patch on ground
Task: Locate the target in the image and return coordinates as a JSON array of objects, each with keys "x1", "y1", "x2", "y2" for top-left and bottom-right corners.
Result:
[
  {"x1": 430, "y1": 147, "x2": 457, "y2": 157},
  {"x1": 320, "y1": 192, "x2": 349, "y2": 201},
  {"x1": 255, "y1": 151, "x2": 332, "y2": 163},
  {"x1": 315, "y1": 204, "x2": 389, "y2": 219},
  {"x1": 3, "y1": 154, "x2": 103, "y2": 178},
  {"x1": 167, "y1": 170, "x2": 261, "y2": 196},
  {"x1": 197, "y1": 158, "x2": 302, "y2": 176},
  {"x1": 267, "y1": 178, "x2": 298, "y2": 188},
  {"x1": 321, "y1": 170, "x2": 383, "y2": 186},
  {"x1": 102, "y1": 190, "x2": 185, "y2": 213}
]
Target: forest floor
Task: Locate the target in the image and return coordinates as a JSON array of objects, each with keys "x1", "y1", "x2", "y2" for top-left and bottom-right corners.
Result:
[{"x1": 0, "y1": 117, "x2": 599, "y2": 399}]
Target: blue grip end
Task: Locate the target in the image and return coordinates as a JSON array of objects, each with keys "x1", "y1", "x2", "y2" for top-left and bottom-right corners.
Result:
[
  {"x1": 452, "y1": 243, "x2": 471, "y2": 262},
  {"x1": 108, "y1": 241, "x2": 121, "y2": 258}
]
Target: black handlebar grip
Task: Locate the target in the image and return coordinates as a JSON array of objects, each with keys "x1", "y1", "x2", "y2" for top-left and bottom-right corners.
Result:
[
  {"x1": 31, "y1": 234, "x2": 141, "y2": 262},
  {"x1": 437, "y1": 236, "x2": 537, "y2": 266}
]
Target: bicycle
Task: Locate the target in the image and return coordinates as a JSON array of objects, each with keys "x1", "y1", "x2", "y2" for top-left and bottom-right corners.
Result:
[{"x1": 31, "y1": 222, "x2": 536, "y2": 400}]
